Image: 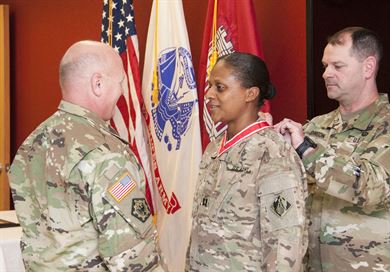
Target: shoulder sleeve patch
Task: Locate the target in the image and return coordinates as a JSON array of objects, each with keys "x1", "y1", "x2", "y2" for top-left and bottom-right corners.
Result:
[
  {"x1": 131, "y1": 198, "x2": 151, "y2": 223},
  {"x1": 108, "y1": 172, "x2": 137, "y2": 202},
  {"x1": 103, "y1": 170, "x2": 152, "y2": 237},
  {"x1": 271, "y1": 194, "x2": 292, "y2": 217}
]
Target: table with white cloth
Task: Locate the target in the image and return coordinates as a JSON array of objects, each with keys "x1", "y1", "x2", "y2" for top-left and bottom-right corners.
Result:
[{"x1": 0, "y1": 210, "x2": 25, "y2": 272}]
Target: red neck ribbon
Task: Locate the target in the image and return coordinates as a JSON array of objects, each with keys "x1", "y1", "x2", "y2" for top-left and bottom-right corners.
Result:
[{"x1": 217, "y1": 121, "x2": 270, "y2": 157}]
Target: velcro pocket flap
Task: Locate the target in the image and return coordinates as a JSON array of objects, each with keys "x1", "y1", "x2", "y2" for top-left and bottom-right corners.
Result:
[
  {"x1": 259, "y1": 173, "x2": 297, "y2": 195},
  {"x1": 258, "y1": 173, "x2": 302, "y2": 231}
]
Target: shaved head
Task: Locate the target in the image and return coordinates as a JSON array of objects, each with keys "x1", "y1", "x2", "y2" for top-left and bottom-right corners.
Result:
[
  {"x1": 59, "y1": 41, "x2": 119, "y2": 92},
  {"x1": 58, "y1": 40, "x2": 125, "y2": 120}
]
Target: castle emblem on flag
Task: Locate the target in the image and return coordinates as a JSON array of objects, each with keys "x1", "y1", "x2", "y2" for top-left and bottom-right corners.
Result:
[
  {"x1": 151, "y1": 47, "x2": 197, "y2": 151},
  {"x1": 204, "y1": 25, "x2": 235, "y2": 142},
  {"x1": 108, "y1": 172, "x2": 137, "y2": 202}
]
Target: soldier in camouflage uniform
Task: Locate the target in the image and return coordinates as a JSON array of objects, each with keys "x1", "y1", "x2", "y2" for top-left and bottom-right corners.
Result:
[
  {"x1": 8, "y1": 41, "x2": 164, "y2": 271},
  {"x1": 275, "y1": 27, "x2": 390, "y2": 271},
  {"x1": 187, "y1": 52, "x2": 308, "y2": 271}
]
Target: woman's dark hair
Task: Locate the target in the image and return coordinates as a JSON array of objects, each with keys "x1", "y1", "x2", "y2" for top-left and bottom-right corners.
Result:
[{"x1": 216, "y1": 52, "x2": 276, "y2": 107}]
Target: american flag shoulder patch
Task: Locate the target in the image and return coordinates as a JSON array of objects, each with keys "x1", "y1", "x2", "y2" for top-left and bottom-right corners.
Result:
[{"x1": 108, "y1": 172, "x2": 137, "y2": 202}]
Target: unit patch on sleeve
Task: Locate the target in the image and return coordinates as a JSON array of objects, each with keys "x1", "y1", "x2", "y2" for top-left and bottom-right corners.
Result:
[
  {"x1": 131, "y1": 198, "x2": 151, "y2": 223},
  {"x1": 108, "y1": 172, "x2": 137, "y2": 202},
  {"x1": 271, "y1": 194, "x2": 292, "y2": 217}
]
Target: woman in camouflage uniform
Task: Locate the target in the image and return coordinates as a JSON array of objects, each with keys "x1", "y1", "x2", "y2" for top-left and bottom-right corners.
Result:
[{"x1": 187, "y1": 52, "x2": 308, "y2": 271}]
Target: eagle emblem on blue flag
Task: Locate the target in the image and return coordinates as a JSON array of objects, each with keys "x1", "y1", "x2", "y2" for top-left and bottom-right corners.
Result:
[{"x1": 151, "y1": 47, "x2": 197, "y2": 151}]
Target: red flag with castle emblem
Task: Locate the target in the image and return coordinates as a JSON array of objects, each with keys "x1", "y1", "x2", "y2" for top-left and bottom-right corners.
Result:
[{"x1": 198, "y1": 0, "x2": 270, "y2": 151}]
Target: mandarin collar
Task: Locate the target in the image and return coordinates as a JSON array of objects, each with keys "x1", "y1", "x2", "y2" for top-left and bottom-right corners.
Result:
[
  {"x1": 58, "y1": 100, "x2": 127, "y2": 143},
  {"x1": 322, "y1": 93, "x2": 388, "y2": 131}
]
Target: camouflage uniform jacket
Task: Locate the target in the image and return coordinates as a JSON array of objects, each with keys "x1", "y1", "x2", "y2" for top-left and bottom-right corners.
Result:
[
  {"x1": 188, "y1": 126, "x2": 308, "y2": 271},
  {"x1": 9, "y1": 100, "x2": 162, "y2": 271},
  {"x1": 303, "y1": 94, "x2": 390, "y2": 271}
]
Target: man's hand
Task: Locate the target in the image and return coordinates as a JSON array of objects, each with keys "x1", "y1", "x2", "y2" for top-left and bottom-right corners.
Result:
[{"x1": 274, "y1": 118, "x2": 305, "y2": 149}]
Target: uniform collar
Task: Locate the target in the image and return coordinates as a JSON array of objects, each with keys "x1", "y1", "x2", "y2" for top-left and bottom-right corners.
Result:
[
  {"x1": 58, "y1": 100, "x2": 128, "y2": 144},
  {"x1": 323, "y1": 93, "x2": 389, "y2": 132}
]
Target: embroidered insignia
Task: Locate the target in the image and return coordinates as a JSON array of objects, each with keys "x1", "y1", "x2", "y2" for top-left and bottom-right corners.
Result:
[
  {"x1": 201, "y1": 197, "x2": 209, "y2": 207},
  {"x1": 131, "y1": 198, "x2": 151, "y2": 223},
  {"x1": 108, "y1": 172, "x2": 136, "y2": 202},
  {"x1": 271, "y1": 195, "x2": 292, "y2": 217},
  {"x1": 151, "y1": 47, "x2": 197, "y2": 151}
]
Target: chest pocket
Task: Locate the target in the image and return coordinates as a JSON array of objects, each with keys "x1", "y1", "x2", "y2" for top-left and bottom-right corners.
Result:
[
  {"x1": 206, "y1": 160, "x2": 251, "y2": 220},
  {"x1": 197, "y1": 150, "x2": 254, "y2": 221},
  {"x1": 101, "y1": 167, "x2": 152, "y2": 239},
  {"x1": 329, "y1": 129, "x2": 363, "y2": 157},
  {"x1": 207, "y1": 179, "x2": 239, "y2": 220}
]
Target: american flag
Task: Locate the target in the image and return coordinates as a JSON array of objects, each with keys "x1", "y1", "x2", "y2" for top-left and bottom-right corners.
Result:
[
  {"x1": 101, "y1": 0, "x2": 154, "y2": 213},
  {"x1": 109, "y1": 174, "x2": 136, "y2": 202}
]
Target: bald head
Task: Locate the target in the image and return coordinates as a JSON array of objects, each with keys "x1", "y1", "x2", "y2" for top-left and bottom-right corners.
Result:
[
  {"x1": 59, "y1": 40, "x2": 125, "y2": 120},
  {"x1": 59, "y1": 41, "x2": 118, "y2": 91}
]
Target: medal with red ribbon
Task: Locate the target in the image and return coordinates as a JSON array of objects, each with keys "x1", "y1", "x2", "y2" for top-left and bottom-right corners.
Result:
[{"x1": 217, "y1": 121, "x2": 270, "y2": 157}]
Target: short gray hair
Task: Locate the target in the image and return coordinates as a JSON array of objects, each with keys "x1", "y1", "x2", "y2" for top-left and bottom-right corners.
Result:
[{"x1": 327, "y1": 27, "x2": 383, "y2": 65}]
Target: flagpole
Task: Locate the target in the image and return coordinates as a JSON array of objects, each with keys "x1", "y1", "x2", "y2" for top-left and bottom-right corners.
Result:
[
  {"x1": 152, "y1": 0, "x2": 159, "y2": 226},
  {"x1": 152, "y1": 0, "x2": 159, "y2": 105},
  {"x1": 108, "y1": 0, "x2": 112, "y2": 46},
  {"x1": 207, "y1": 0, "x2": 218, "y2": 77}
]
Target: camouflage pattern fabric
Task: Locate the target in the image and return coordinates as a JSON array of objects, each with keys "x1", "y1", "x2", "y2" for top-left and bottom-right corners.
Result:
[
  {"x1": 187, "y1": 127, "x2": 308, "y2": 271},
  {"x1": 9, "y1": 100, "x2": 163, "y2": 271},
  {"x1": 303, "y1": 94, "x2": 390, "y2": 271}
]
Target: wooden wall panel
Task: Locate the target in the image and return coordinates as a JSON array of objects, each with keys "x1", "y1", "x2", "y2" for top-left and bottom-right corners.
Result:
[{"x1": 0, "y1": 4, "x2": 10, "y2": 210}]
